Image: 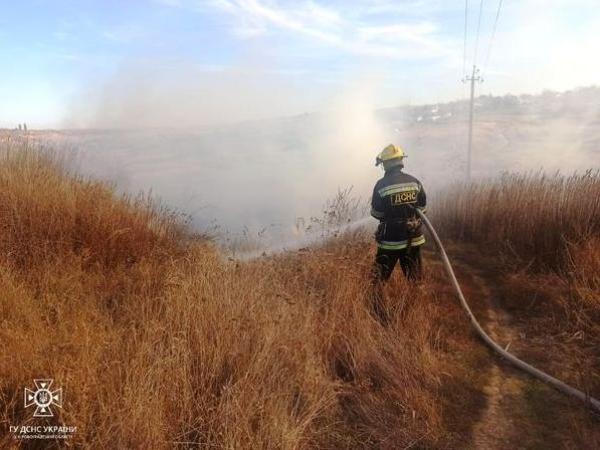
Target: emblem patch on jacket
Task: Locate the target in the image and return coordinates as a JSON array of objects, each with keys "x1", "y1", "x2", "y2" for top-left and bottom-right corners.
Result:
[{"x1": 391, "y1": 190, "x2": 417, "y2": 205}]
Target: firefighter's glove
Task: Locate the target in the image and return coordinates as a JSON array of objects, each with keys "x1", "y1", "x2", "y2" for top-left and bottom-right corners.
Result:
[{"x1": 406, "y1": 217, "x2": 422, "y2": 233}]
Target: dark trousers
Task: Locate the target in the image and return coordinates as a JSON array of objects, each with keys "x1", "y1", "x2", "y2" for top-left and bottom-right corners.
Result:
[
  {"x1": 373, "y1": 246, "x2": 422, "y2": 282},
  {"x1": 370, "y1": 245, "x2": 422, "y2": 323}
]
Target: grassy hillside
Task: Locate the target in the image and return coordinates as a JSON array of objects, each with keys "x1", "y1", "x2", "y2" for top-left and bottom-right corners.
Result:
[
  {"x1": 0, "y1": 140, "x2": 484, "y2": 448},
  {"x1": 0, "y1": 139, "x2": 598, "y2": 448}
]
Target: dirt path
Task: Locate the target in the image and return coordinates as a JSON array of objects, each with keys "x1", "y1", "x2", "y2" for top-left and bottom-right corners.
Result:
[
  {"x1": 447, "y1": 254, "x2": 600, "y2": 449},
  {"x1": 453, "y1": 260, "x2": 525, "y2": 449}
]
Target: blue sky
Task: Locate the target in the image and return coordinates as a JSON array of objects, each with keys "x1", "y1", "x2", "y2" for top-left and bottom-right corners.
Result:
[{"x1": 1, "y1": 0, "x2": 599, "y2": 128}]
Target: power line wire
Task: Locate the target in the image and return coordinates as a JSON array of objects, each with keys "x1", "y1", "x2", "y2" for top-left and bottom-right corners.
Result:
[
  {"x1": 473, "y1": 0, "x2": 485, "y2": 66},
  {"x1": 462, "y1": 0, "x2": 469, "y2": 77},
  {"x1": 482, "y1": 0, "x2": 503, "y2": 75}
]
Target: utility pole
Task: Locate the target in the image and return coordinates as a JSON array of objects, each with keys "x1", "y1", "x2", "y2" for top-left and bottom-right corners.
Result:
[{"x1": 462, "y1": 65, "x2": 483, "y2": 181}]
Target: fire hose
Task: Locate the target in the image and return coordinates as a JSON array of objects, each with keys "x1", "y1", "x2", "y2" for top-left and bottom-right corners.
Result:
[{"x1": 415, "y1": 209, "x2": 600, "y2": 413}]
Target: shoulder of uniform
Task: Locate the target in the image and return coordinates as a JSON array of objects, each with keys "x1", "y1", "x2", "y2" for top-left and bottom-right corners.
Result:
[{"x1": 403, "y1": 172, "x2": 422, "y2": 185}]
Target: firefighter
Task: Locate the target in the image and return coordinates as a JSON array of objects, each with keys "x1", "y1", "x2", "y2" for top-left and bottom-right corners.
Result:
[{"x1": 371, "y1": 144, "x2": 426, "y2": 283}]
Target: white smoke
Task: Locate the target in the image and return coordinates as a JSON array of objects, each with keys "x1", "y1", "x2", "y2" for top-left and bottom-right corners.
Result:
[
  {"x1": 58, "y1": 59, "x2": 600, "y2": 249},
  {"x1": 62, "y1": 62, "x2": 394, "y2": 244}
]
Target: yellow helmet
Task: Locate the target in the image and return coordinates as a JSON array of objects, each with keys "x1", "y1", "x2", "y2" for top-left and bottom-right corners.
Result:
[{"x1": 375, "y1": 144, "x2": 406, "y2": 166}]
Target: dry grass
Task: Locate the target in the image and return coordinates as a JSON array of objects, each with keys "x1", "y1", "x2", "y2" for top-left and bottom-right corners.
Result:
[
  {"x1": 433, "y1": 171, "x2": 600, "y2": 269},
  {"x1": 4, "y1": 138, "x2": 596, "y2": 448},
  {"x1": 433, "y1": 172, "x2": 600, "y2": 333},
  {"x1": 432, "y1": 172, "x2": 600, "y2": 447},
  {"x1": 0, "y1": 140, "x2": 477, "y2": 448},
  {"x1": 432, "y1": 172, "x2": 600, "y2": 435}
]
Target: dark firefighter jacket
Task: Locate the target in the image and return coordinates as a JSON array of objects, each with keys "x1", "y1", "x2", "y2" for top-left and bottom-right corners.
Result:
[{"x1": 370, "y1": 166, "x2": 427, "y2": 250}]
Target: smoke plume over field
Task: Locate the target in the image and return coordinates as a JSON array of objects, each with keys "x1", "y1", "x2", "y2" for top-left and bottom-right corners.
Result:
[
  {"x1": 60, "y1": 67, "x2": 392, "y2": 241},
  {"x1": 46, "y1": 74, "x2": 600, "y2": 246}
]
